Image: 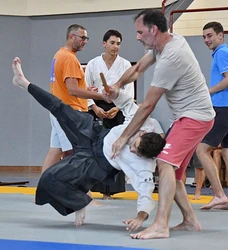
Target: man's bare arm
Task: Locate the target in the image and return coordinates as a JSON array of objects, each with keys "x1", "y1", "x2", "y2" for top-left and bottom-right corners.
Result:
[
  {"x1": 105, "y1": 53, "x2": 156, "y2": 102},
  {"x1": 65, "y1": 78, "x2": 103, "y2": 100},
  {"x1": 115, "y1": 52, "x2": 155, "y2": 89},
  {"x1": 111, "y1": 86, "x2": 166, "y2": 158}
]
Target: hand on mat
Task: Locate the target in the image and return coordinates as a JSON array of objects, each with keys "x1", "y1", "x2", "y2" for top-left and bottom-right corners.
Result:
[
  {"x1": 123, "y1": 211, "x2": 148, "y2": 232},
  {"x1": 123, "y1": 217, "x2": 144, "y2": 232}
]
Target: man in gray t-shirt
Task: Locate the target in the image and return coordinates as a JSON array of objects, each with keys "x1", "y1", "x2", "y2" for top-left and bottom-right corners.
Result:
[{"x1": 106, "y1": 9, "x2": 215, "y2": 239}]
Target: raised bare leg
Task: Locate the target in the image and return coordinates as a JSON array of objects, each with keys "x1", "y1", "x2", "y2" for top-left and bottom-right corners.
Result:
[
  {"x1": 12, "y1": 57, "x2": 30, "y2": 90},
  {"x1": 172, "y1": 180, "x2": 201, "y2": 231},
  {"x1": 196, "y1": 143, "x2": 228, "y2": 210},
  {"x1": 130, "y1": 160, "x2": 175, "y2": 239}
]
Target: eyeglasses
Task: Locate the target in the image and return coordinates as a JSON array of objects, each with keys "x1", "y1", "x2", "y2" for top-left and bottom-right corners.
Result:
[{"x1": 72, "y1": 34, "x2": 89, "y2": 41}]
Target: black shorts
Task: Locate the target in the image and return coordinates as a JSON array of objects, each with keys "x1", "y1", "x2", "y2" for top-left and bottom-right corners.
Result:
[{"x1": 202, "y1": 107, "x2": 228, "y2": 148}]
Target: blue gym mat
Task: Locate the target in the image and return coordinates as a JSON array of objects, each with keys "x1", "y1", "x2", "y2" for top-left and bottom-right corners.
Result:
[{"x1": 0, "y1": 239, "x2": 156, "y2": 250}]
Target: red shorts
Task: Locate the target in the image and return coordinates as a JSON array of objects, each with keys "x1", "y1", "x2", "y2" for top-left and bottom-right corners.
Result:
[{"x1": 157, "y1": 117, "x2": 214, "y2": 180}]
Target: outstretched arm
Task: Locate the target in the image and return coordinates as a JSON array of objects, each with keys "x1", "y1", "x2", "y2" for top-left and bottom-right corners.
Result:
[
  {"x1": 105, "y1": 52, "x2": 155, "y2": 100},
  {"x1": 106, "y1": 145, "x2": 157, "y2": 232},
  {"x1": 115, "y1": 52, "x2": 155, "y2": 89}
]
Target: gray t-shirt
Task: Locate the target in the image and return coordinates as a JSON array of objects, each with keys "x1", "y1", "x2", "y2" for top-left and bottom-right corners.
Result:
[{"x1": 149, "y1": 33, "x2": 215, "y2": 121}]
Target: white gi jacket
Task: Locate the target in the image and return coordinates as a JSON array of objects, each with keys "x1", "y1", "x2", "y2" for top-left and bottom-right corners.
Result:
[
  {"x1": 103, "y1": 91, "x2": 164, "y2": 215},
  {"x1": 85, "y1": 54, "x2": 135, "y2": 108}
]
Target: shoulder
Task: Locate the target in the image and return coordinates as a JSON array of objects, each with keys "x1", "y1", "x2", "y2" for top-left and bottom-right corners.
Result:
[
  {"x1": 87, "y1": 56, "x2": 102, "y2": 70},
  {"x1": 150, "y1": 118, "x2": 159, "y2": 124},
  {"x1": 216, "y1": 46, "x2": 228, "y2": 57},
  {"x1": 87, "y1": 55, "x2": 102, "y2": 65},
  {"x1": 172, "y1": 33, "x2": 186, "y2": 43},
  {"x1": 118, "y1": 56, "x2": 130, "y2": 63},
  {"x1": 117, "y1": 56, "x2": 132, "y2": 69},
  {"x1": 159, "y1": 34, "x2": 188, "y2": 65},
  {"x1": 54, "y1": 49, "x2": 77, "y2": 66},
  {"x1": 168, "y1": 34, "x2": 188, "y2": 54},
  {"x1": 149, "y1": 118, "x2": 161, "y2": 129}
]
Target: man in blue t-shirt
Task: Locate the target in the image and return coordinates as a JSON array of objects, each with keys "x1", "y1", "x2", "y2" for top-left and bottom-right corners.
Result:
[{"x1": 197, "y1": 21, "x2": 228, "y2": 210}]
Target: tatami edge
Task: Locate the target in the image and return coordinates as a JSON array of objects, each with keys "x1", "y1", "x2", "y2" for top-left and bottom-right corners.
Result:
[{"x1": 0, "y1": 186, "x2": 212, "y2": 204}]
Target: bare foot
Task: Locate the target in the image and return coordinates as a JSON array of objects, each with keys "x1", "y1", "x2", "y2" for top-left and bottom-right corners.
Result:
[
  {"x1": 200, "y1": 196, "x2": 228, "y2": 210},
  {"x1": 74, "y1": 207, "x2": 86, "y2": 226},
  {"x1": 103, "y1": 194, "x2": 113, "y2": 200},
  {"x1": 192, "y1": 195, "x2": 200, "y2": 200},
  {"x1": 213, "y1": 203, "x2": 228, "y2": 210},
  {"x1": 130, "y1": 224, "x2": 169, "y2": 239},
  {"x1": 171, "y1": 220, "x2": 201, "y2": 232},
  {"x1": 87, "y1": 191, "x2": 106, "y2": 206},
  {"x1": 123, "y1": 218, "x2": 144, "y2": 232},
  {"x1": 12, "y1": 57, "x2": 30, "y2": 89},
  {"x1": 89, "y1": 199, "x2": 107, "y2": 207}
]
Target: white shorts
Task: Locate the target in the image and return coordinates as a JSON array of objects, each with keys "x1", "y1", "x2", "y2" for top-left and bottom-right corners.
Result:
[{"x1": 49, "y1": 113, "x2": 72, "y2": 152}]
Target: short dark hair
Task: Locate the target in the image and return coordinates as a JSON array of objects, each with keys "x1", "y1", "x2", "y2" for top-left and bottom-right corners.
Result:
[
  {"x1": 66, "y1": 24, "x2": 86, "y2": 39},
  {"x1": 134, "y1": 9, "x2": 168, "y2": 33},
  {"x1": 103, "y1": 30, "x2": 122, "y2": 42},
  {"x1": 203, "y1": 21, "x2": 224, "y2": 35},
  {"x1": 137, "y1": 132, "x2": 166, "y2": 159}
]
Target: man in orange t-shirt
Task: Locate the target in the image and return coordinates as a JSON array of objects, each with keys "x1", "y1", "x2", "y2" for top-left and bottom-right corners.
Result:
[{"x1": 43, "y1": 24, "x2": 104, "y2": 173}]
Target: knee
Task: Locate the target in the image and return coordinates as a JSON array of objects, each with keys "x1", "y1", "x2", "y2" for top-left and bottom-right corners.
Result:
[
  {"x1": 176, "y1": 179, "x2": 184, "y2": 187},
  {"x1": 196, "y1": 144, "x2": 211, "y2": 157},
  {"x1": 157, "y1": 159, "x2": 175, "y2": 174}
]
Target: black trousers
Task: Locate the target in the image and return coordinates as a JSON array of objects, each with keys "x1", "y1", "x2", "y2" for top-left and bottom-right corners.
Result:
[
  {"x1": 88, "y1": 100, "x2": 126, "y2": 195},
  {"x1": 88, "y1": 100, "x2": 124, "y2": 129},
  {"x1": 28, "y1": 84, "x2": 118, "y2": 215}
]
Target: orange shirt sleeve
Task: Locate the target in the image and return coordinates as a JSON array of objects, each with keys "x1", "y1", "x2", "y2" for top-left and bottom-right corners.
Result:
[{"x1": 62, "y1": 58, "x2": 82, "y2": 83}]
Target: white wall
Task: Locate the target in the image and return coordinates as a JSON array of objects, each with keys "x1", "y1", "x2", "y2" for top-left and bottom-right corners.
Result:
[
  {"x1": 0, "y1": 0, "x2": 177, "y2": 16},
  {"x1": 173, "y1": 0, "x2": 228, "y2": 35}
]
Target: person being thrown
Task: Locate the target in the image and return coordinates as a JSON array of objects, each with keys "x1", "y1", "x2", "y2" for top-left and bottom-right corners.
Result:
[{"x1": 12, "y1": 57, "x2": 166, "y2": 231}]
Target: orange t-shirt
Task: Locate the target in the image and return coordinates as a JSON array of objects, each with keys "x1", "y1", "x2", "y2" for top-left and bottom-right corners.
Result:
[{"x1": 50, "y1": 47, "x2": 88, "y2": 111}]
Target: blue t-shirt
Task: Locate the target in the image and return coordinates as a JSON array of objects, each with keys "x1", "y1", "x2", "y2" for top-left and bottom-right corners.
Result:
[{"x1": 210, "y1": 44, "x2": 228, "y2": 107}]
